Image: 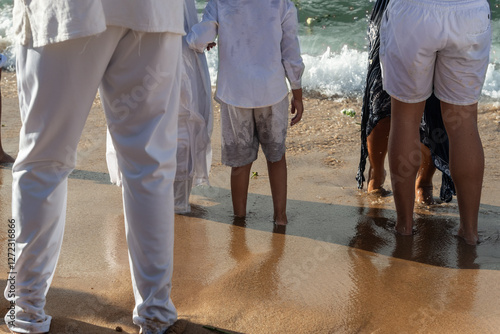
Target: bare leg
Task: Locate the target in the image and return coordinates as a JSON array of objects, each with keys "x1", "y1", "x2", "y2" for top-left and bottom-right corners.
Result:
[
  {"x1": 367, "y1": 117, "x2": 390, "y2": 192},
  {"x1": 231, "y1": 163, "x2": 252, "y2": 218},
  {"x1": 441, "y1": 102, "x2": 483, "y2": 245},
  {"x1": 267, "y1": 154, "x2": 288, "y2": 225},
  {"x1": 415, "y1": 144, "x2": 436, "y2": 205},
  {"x1": 0, "y1": 69, "x2": 15, "y2": 164},
  {"x1": 388, "y1": 98, "x2": 425, "y2": 235}
]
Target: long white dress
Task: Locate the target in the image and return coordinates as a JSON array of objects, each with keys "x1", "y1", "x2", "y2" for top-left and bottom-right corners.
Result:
[{"x1": 106, "y1": 0, "x2": 213, "y2": 214}]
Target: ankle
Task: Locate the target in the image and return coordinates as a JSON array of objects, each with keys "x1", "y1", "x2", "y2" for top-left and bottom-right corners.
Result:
[
  {"x1": 233, "y1": 210, "x2": 246, "y2": 218},
  {"x1": 415, "y1": 184, "x2": 435, "y2": 205},
  {"x1": 395, "y1": 219, "x2": 414, "y2": 235},
  {"x1": 458, "y1": 226, "x2": 478, "y2": 245},
  {"x1": 273, "y1": 212, "x2": 288, "y2": 225},
  {"x1": 367, "y1": 167, "x2": 386, "y2": 191}
]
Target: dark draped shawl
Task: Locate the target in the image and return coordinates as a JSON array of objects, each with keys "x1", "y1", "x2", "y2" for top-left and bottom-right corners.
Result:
[{"x1": 355, "y1": 0, "x2": 455, "y2": 202}]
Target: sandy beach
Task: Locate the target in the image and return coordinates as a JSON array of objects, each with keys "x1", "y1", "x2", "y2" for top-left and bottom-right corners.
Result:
[{"x1": 0, "y1": 70, "x2": 499, "y2": 333}]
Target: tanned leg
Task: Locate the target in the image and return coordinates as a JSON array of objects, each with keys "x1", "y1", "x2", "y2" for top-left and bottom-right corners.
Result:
[
  {"x1": 388, "y1": 98, "x2": 426, "y2": 235},
  {"x1": 367, "y1": 117, "x2": 390, "y2": 192},
  {"x1": 231, "y1": 163, "x2": 253, "y2": 218},
  {"x1": 267, "y1": 154, "x2": 288, "y2": 225},
  {"x1": 441, "y1": 102, "x2": 483, "y2": 245},
  {"x1": 415, "y1": 144, "x2": 436, "y2": 205},
  {"x1": 0, "y1": 69, "x2": 15, "y2": 164}
]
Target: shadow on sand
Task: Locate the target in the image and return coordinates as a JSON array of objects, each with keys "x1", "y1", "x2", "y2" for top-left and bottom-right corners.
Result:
[
  {"x1": 187, "y1": 185, "x2": 500, "y2": 270},
  {"x1": 0, "y1": 282, "x2": 134, "y2": 333}
]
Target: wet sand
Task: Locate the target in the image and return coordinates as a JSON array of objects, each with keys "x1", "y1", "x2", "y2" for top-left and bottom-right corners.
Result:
[{"x1": 0, "y1": 71, "x2": 499, "y2": 333}]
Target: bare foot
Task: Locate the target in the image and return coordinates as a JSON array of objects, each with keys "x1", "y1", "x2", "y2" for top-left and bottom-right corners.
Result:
[
  {"x1": 368, "y1": 187, "x2": 392, "y2": 197},
  {"x1": 273, "y1": 224, "x2": 287, "y2": 234},
  {"x1": 0, "y1": 151, "x2": 14, "y2": 164},
  {"x1": 273, "y1": 213, "x2": 288, "y2": 225},
  {"x1": 367, "y1": 166, "x2": 386, "y2": 193},
  {"x1": 395, "y1": 223, "x2": 415, "y2": 236},
  {"x1": 415, "y1": 185, "x2": 435, "y2": 205},
  {"x1": 457, "y1": 228, "x2": 479, "y2": 245},
  {"x1": 232, "y1": 216, "x2": 246, "y2": 227}
]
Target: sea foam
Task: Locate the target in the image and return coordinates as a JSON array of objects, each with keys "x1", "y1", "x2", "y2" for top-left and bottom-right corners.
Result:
[{"x1": 0, "y1": 3, "x2": 498, "y2": 100}]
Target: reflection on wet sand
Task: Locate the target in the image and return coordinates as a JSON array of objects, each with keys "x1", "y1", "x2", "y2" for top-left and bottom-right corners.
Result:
[
  {"x1": 171, "y1": 211, "x2": 500, "y2": 333},
  {"x1": 229, "y1": 218, "x2": 286, "y2": 303},
  {"x1": 169, "y1": 178, "x2": 500, "y2": 332},
  {"x1": 189, "y1": 184, "x2": 498, "y2": 270},
  {"x1": 103, "y1": 213, "x2": 129, "y2": 271},
  {"x1": 345, "y1": 244, "x2": 481, "y2": 332},
  {"x1": 350, "y1": 204, "x2": 480, "y2": 269}
]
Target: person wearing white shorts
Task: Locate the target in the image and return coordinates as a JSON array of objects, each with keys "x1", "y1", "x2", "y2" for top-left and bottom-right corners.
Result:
[{"x1": 380, "y1": 0, "x2": 491, "y2": 244}]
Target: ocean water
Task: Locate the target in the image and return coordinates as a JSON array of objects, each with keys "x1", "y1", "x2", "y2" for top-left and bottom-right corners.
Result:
[
  {"x1": 196, "y1": 0, "x2": 500, "y2": 100},
  {"x1": 0, "y1": 0, "x2": 12, "y2": 57},
  {"x1": 0, "y1": 0, "x2": 499, "y2": 100}
]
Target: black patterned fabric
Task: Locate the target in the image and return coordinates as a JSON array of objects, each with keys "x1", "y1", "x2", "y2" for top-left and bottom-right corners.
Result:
[{"x1": 356, "y1": 0, "x2": 455, "y2": 202}]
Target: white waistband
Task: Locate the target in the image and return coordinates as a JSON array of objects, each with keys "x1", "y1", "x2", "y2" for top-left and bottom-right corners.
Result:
[{"x1": 398, "y1": 0, "x2": 489, "y2": 9}]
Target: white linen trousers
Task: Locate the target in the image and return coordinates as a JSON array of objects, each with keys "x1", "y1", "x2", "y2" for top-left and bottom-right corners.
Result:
[
  {"x1": 107, "y1": 0, "x2": 213, "y2": 215},
  {"x1": 6, "y1": 26, "x2": 181, "y2": 333}
]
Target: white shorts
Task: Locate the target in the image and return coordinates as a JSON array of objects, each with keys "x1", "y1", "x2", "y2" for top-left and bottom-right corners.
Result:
[
  {"x1": 220, "y1": 97, "x2": 289, "y2": 167},
  {"x1": 380, "y1": 0, "x2": 491, "y2": 105}
]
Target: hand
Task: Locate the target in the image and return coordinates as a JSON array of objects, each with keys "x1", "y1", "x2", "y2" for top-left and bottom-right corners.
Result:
[
  {"x1": 290, "y1": 89, "x2": 303, "y2": 126},
  {"x1": 207, "y1": 42, "x2": 217, "y2": 51}
]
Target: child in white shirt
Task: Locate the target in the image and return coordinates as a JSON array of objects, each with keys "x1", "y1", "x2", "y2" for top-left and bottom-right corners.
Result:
[{"x1": 187, "y1": 0, "x2": 304, "y2": 225}]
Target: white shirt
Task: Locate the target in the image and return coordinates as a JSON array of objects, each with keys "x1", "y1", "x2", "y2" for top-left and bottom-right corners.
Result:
[
  {"x1": 187, "y1": 0, "x2": 304, "y2": 108},
  {"x1": 13, "y1": 0, "x2": 185, "y2": 48}
]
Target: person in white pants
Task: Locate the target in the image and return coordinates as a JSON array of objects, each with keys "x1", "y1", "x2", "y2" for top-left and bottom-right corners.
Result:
[
  {"x1": 4, "y1": 1, "x2": 184, "y2": 333},
  {"x1": 106, "y1": 0, "x2": 213, "y2": 215}
]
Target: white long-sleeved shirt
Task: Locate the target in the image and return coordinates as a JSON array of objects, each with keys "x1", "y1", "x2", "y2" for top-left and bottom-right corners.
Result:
[
  {"x1": 187, "y1": 0, "x2": 304, "y2": 108},
  {"x1": 13, "y1": 0, "x2": 184, "y2": 48}
]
